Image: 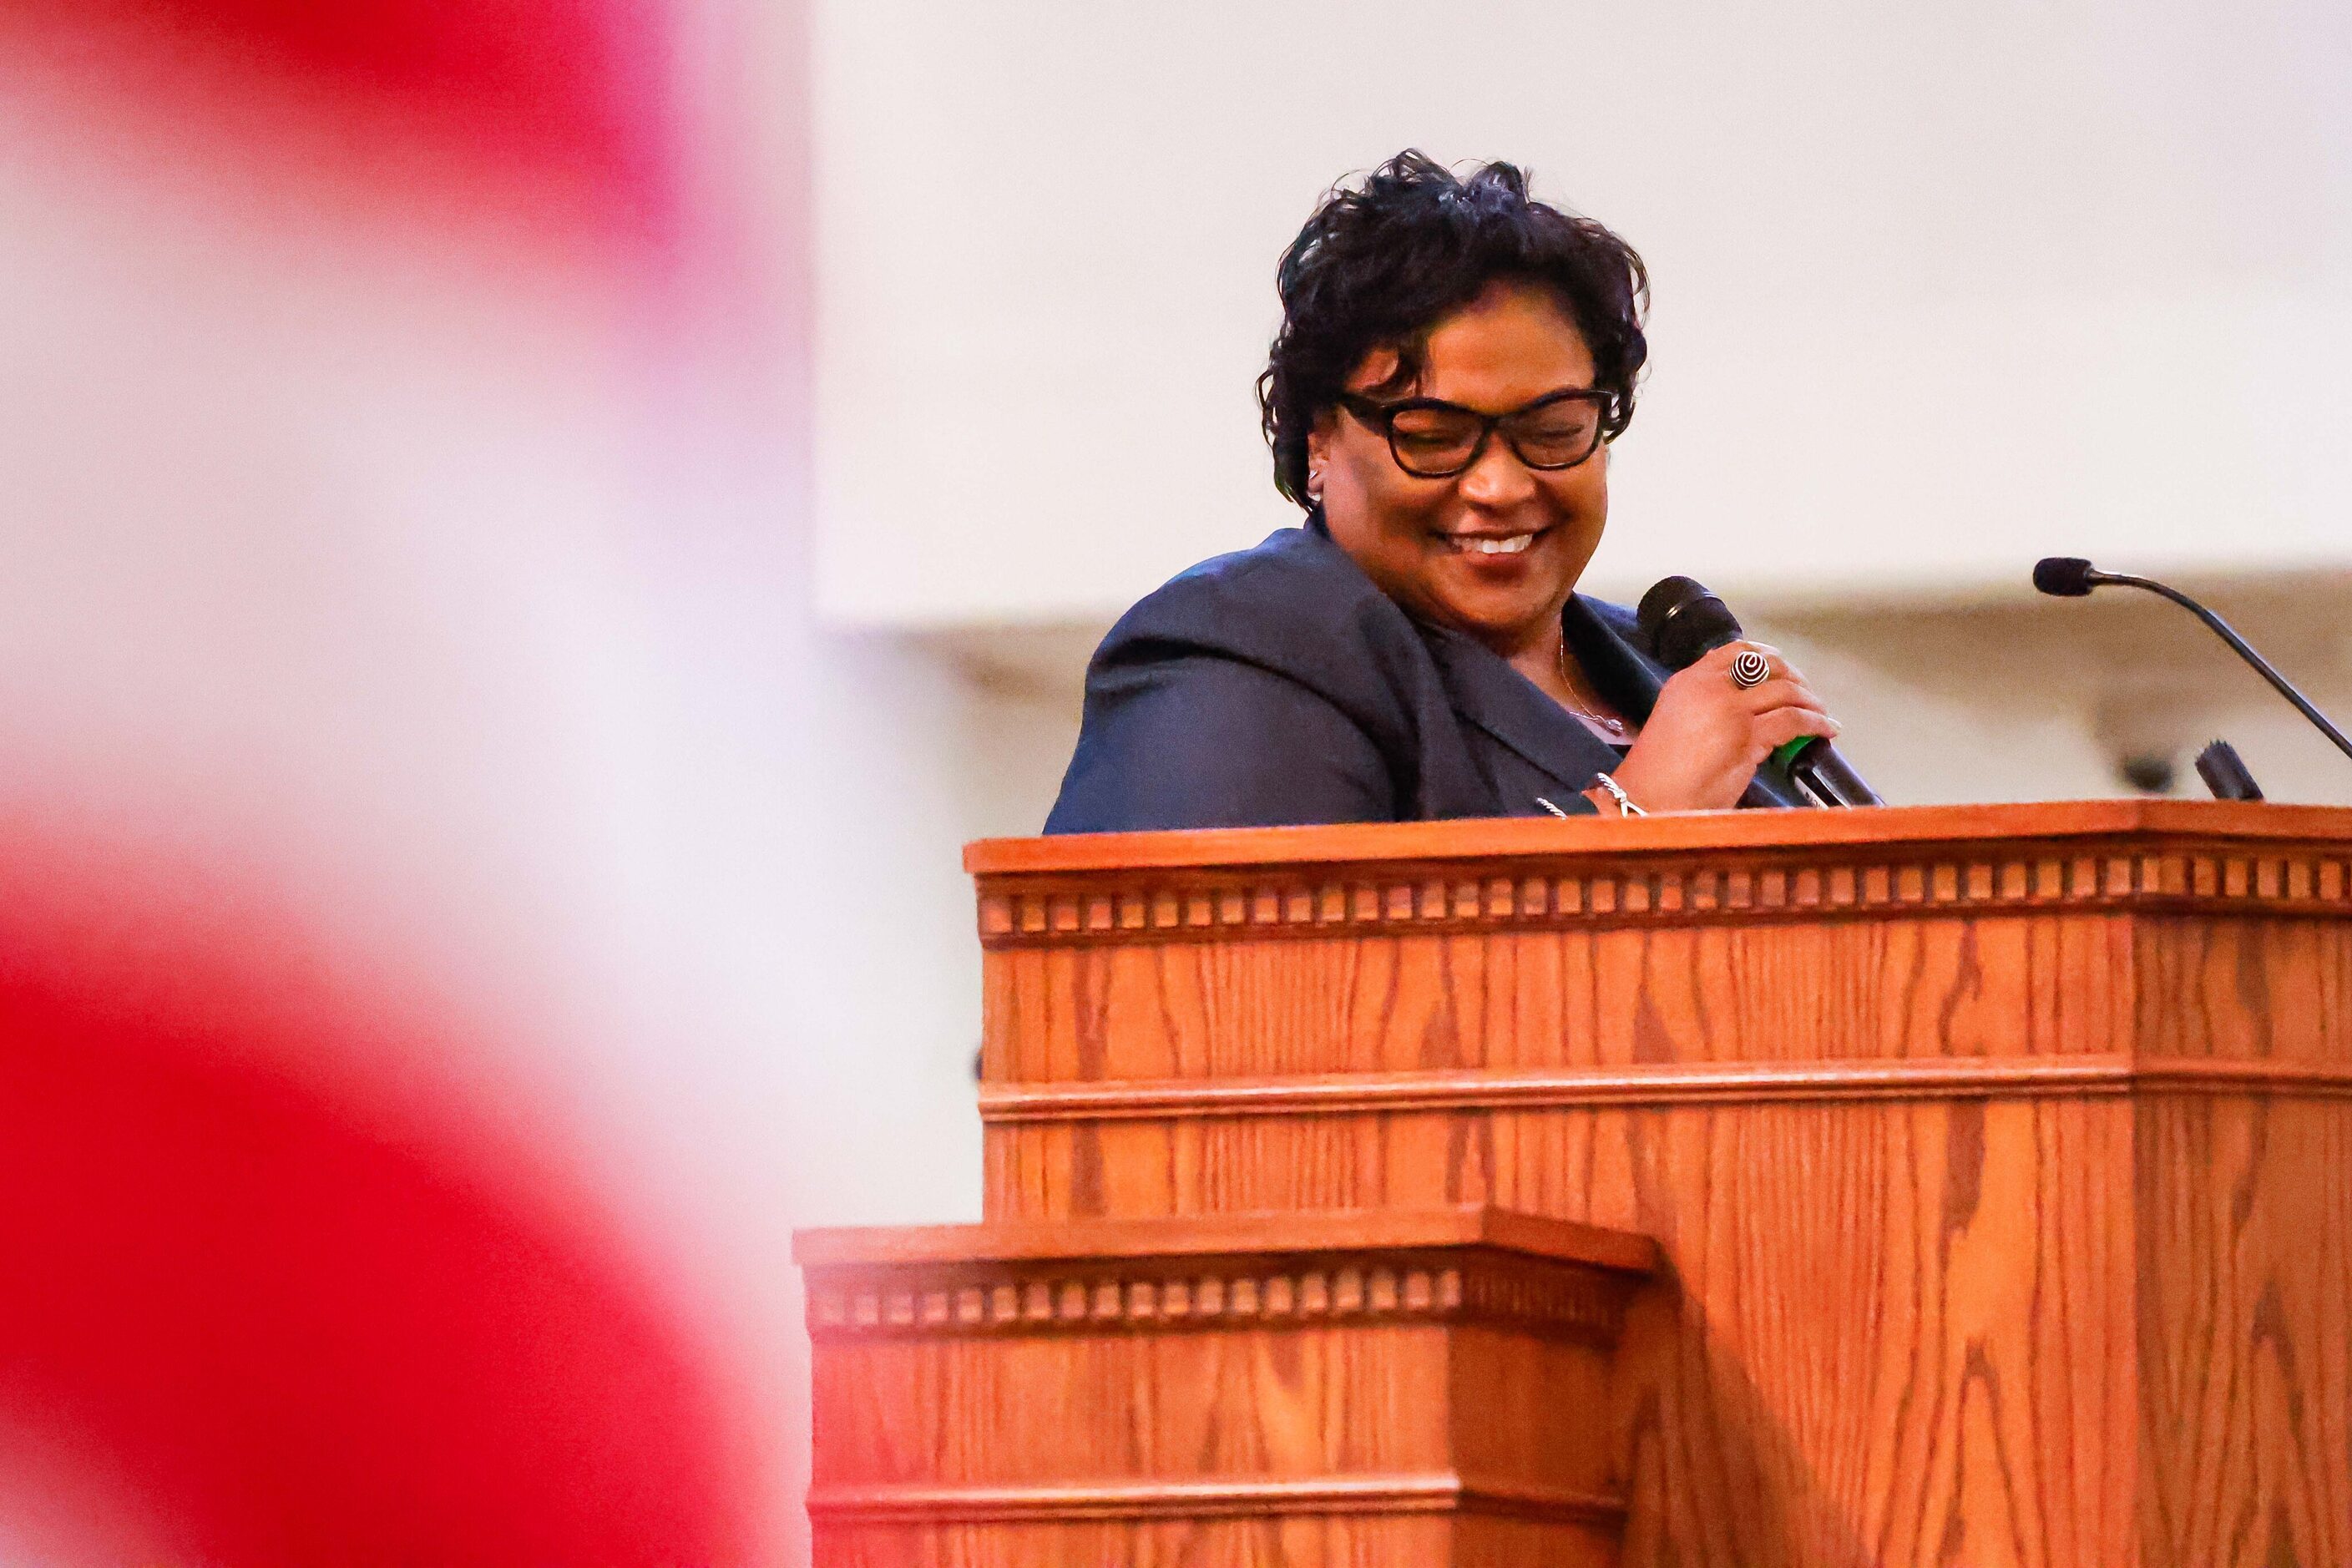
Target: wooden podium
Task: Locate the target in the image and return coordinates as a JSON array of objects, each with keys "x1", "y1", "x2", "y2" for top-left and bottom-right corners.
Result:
[{"x1": 801, "y1": 801, "x2": 2352, "y2": 1566}]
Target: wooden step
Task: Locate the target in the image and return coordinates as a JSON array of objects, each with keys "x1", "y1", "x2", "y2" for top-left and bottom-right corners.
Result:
[{"x1": 797, "y1": 1206, "x2": 1659, "y2": 1567}]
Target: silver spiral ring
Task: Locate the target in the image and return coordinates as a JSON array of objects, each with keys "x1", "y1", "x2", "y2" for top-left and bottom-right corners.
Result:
[{"x1": 1730, "y1": 650, "x2": 1772, "y2": 690}]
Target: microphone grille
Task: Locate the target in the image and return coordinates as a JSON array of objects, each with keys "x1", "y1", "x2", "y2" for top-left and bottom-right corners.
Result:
[
  {"x1": 2032, "y1": 557, "x2": 2097, "y2": 597},
  {"x1": 1637, "y1": 576, "x2": 1745, "y2": 671}
]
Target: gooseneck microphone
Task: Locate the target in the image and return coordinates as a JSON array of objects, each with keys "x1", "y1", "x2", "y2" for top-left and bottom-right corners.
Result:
[
  {"x1": 2032, "y1": 558, "x2": 2352, "y2": 765},
  {"x1": 1636, "y1": 576, "x2": 1884, "y2": 808},
  {"x1": 2194, "y1": 740, "x2": 2265, "y2": 802}
]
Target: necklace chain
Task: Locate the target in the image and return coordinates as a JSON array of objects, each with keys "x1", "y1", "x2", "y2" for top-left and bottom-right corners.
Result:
[{"x1": 1555, "y1": 638, "x2": 1628, "y2": 736}]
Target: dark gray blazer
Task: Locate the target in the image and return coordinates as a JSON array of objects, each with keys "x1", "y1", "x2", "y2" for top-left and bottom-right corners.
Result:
[{"x1": 1044, "y1": 518, "x2": 1798, "y2": 833}]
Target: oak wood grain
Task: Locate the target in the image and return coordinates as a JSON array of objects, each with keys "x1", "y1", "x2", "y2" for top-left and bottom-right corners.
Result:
[
  {"x1": 811, "y1": 1515, "x2": 1617, "y2": 1568},
  {"x1": 979, "y1": 1055, "x2": 2352, "y2": 1121},
  {"x1": 801, "y1": 1209, "x2": 1651, "y2": 1566},
  {"x1": 965, "y1": 800, "x2": 2352, "y2": 876},
  {"x1": 964, "y1": 802, "x2": 2352, "y2": 1567},
  {"x1": 793, "y1": 1205, "x2": 1659, "y2": 1273}
]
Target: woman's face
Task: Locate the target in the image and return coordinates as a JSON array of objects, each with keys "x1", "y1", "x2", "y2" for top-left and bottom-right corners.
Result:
[{"x1": 1309, "y1": 281, "x2": 1608, "y2": 655}]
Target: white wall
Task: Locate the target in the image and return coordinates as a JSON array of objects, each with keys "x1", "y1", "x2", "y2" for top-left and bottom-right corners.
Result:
[{"x1": 815, "y1": 0, "x2": 2352, "y2": 627}]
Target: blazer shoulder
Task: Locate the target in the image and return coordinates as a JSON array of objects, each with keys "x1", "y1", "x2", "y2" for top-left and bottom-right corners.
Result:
[
  {"x1": 1052, "y1": 524, "x2": 1487, "y2": 831},
  {"x1": 1095, "y1": 525, "x2": 1420, "y2": 690}
]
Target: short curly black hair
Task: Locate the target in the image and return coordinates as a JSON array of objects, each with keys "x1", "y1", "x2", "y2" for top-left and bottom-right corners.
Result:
[{"x1": 1257, "y1": 150, "x2": 1650, "y2": 508}]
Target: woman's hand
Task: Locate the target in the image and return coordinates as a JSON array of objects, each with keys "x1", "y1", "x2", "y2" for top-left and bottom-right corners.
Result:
[{"x1": 1606, "y1": 642, "x2": 1839, "y2": 812}]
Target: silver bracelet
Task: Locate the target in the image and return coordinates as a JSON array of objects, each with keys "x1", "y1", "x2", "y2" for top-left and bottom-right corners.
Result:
[{"x1": 1591, "y1": 771, "x2": 1647, "y2": 817}]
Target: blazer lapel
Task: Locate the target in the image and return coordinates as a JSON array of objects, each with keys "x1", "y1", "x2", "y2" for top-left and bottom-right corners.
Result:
[
  {"x1": 1414, "y1": 620, "x2": 1626, "y2": 797},
  {"x1": 1563, "y1": 594, "x2": 1667, "y2": 723}
]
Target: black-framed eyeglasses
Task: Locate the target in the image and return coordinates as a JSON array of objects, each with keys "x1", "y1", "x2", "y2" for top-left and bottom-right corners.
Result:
[{"x1": 1335, "y1": 387, "x2": 1617, "y2": 478}]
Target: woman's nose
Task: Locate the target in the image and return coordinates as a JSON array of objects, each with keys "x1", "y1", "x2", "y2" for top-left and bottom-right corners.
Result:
[{"x1": 1456, "y1": 434, "x2": 1537, "y2": 507}]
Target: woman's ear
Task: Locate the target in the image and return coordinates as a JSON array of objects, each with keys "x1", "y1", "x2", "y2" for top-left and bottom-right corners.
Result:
[{"x1": 1305, "y1": 415, "x2": 1335, "y2": 500}]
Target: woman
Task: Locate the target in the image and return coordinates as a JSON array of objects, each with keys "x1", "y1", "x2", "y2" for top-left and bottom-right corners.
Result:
[{"x1": 1045, "y1": 152, "x2": 1839, "y2": 834}]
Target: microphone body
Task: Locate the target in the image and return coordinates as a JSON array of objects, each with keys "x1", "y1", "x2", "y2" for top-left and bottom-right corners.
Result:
[
  {"x1": 2032, "y1": 558, "x2": 2352, "y2": 766},
  {"x1": 2194, "y1": 740, "x2": 2265, "y2": 802},
  {"x1": 1782, "y1": 739, "x2": 1884, "y2": 811},
  {"x1": 1636, "y1": 577, "x2": 1884, "y2": 808}
]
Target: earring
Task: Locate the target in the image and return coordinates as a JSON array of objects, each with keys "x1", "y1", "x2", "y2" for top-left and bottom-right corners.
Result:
[{"x1": 1306, "y1": 468, "x2": 1324, "y2": 503}]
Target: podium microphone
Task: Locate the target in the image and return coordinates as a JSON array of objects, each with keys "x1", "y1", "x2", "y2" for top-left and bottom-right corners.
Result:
[
  {"x1": 2031, "y1": 558, "x2": 2352, "y2": 765},
  {"x1": 1636, "y1": 577, "x2": 1884, "y2": 808}
]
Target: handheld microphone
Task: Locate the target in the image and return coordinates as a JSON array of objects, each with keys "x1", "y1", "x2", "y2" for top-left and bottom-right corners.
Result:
[
  {"x1": 1636, "y1": 576, "x2": 1884, "y2": 808},
  {"x1": 2031, "y1": 558, "x2": 2352, "y2": 766}
]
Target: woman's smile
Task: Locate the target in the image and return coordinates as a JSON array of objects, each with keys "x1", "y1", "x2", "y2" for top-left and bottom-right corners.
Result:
[{"x1": 1440, "y1": 528, "x2": 1545, "y2": 557}]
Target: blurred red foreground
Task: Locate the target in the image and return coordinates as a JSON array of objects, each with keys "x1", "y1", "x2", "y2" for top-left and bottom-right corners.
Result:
[{"x1": 0, "y1": 831, "x2": 748, "y2": 1565}]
